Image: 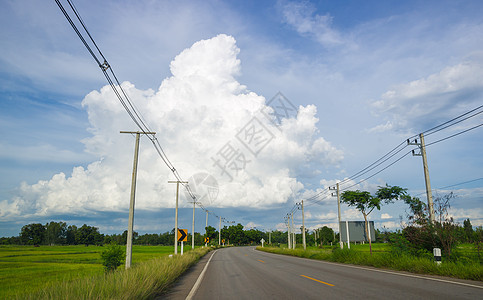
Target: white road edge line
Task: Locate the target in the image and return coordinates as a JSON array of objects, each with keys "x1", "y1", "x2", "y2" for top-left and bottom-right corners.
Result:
[
  {"x1": 186, "y1": 249, "x2": 218, "y2": 300},
  {"x1": 256, "y1": 248, "x2": 483, "y2": 290}
]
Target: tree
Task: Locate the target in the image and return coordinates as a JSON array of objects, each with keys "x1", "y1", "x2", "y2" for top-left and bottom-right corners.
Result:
[
  {"x1": 463, "y1": 219, "x2": 473, "y2": 243},
  {"x1": 20, "y1": 223, "x2": 45, "y2": 245},
  {"x1": 224, "y1": 224, "x2": 246, "y2": 245},
  {"x1": 402, "y1": 192, "x2": 463, "y2": 259},
  {"x1": 45, "y1": 221, "x2": 67, "y2": 245},
  {"x1": 100, "y1": 242, "x2": 125, "y2": 272},
  {"x1": 433, "y1": 192, "x2": 461, "y2": 258},
  {"x1": 205, "y1": 226, "x2": 217, "y2": 242},
  {"x1": 341, "y1": 185, "x2": 406, "y2": 255},
  {"x1": 66, "y1": 225, "x2": 78, "y2": 245},
  {"x1": 319, "y1": 226, "x2": 334, "y2": 245},
  {"x1": 76, "y1": 224, "x2": 103, "y2": 246}
]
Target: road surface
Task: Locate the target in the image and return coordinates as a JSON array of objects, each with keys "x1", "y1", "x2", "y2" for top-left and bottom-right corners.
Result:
[{"x1": 162, "y1": 246, "x2": 482, "y2": 299}]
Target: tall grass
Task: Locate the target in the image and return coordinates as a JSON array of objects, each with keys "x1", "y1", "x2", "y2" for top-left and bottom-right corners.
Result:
[
  {"x1": 23, "y1": 247, "x2": 212, "y2": 300},
  {"x1": 257, "y1": 246, "x2": 482, "y2": 281},
  {"x1": 0, "y1": 245, "x2": 184, "y2": 298}
]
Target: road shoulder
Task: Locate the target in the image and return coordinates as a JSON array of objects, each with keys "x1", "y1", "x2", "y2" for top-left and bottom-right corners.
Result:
[{"x1": 156, "y1": 248, "x2": 215, "y2": 300}]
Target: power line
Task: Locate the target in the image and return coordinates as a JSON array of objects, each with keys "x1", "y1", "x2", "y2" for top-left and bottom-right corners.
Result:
[
  {"x1": 332, "y1": 106, "x2": 482, "y2": 192},
  {"x1": 422, "y1": 105, "x2": 483, "y2": 137},
  {"x1": 413, "y1": 177, "x2": 483, "y2": 196},
  {"x1": 426, "y1": 123, "x2": 483, "y2": 147},
  {"x1": 340, "y1": 150, "x2": 413, "y2": 192},
  {"x1": 54, "y1": 0, "x2": 231, "y2": 222}
]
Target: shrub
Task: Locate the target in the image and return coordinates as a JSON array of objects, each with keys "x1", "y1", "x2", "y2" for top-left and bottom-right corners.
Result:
[{"x1": 100, "y1": 242, "x2": 125, "y2": 272}]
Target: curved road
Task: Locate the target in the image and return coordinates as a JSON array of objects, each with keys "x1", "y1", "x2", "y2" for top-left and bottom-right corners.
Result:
[{"x1": 163, "y1": 246, "x2": 482, "y2": 299}]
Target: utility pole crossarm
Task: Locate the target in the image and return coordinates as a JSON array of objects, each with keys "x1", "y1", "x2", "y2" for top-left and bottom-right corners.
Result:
[{"x1": 120, "y1": 131, "x2": 156, "y2": 135}]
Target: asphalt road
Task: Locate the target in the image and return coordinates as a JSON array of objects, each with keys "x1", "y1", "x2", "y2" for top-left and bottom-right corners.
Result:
[{"x1": 163, "y1": 246, "x2": 483, "y2": 299}]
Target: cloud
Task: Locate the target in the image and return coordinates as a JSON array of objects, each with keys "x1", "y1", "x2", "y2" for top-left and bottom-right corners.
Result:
[
  {"x1": 244, "y1": 221, "x2": 260, "y2": 230},
  {"x1": 447, "y1": 207, "x2": 483, "y2": 226},
  {"x1": 275, "y1": 222, "x2": 287, "y2": 231},
  {"x1": 312, "y1": 212, "x2": 337, "y2": 221},
  {"x1": 370, "y1": 58, "x2": 483, "y2": 134},
  {"x1": 343, "y1": 208, "x2": 362, "y2": 220},
  {"x1": 0, "y1": 34, "x2": 343, "y2": 221},
  {"x1": 0, "y1": 143, "x2": 92, "y2": 164},
  {"x1": 380, "y1": 213, "x2": 392, "y2": 219},
  {"x1": 377, "y1": 221, "x2": 403, "y2": 230},
  {"x1": 279, "y1": 1, "x2": 347, "y2": 47}
]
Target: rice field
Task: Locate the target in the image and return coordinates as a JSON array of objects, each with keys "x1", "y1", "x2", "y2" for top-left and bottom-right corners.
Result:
[{"x1": 0, "y1": 244, "x2": 189, "y2": 299}]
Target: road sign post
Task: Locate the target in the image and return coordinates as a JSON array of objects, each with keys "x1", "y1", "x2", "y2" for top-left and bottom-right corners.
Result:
[{"x1": 177, "y1": 229, "x2": 188, "y2": 255}]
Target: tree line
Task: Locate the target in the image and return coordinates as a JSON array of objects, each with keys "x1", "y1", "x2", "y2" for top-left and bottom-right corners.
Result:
[{"x1": 0, "y1": 220, "x2": 338, "y2": 247}]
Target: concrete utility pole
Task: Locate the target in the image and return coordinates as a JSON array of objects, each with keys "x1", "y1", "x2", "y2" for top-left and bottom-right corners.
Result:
[
  {"x1": 331, "y1": 183, "x2": 343, "y2": 249},
  {"x1": 191, "y1": 201, "x2": 198, "y2": 250},
  {"x1": 408, "y1": 134, "x2": 435, "y2": 223},
  {"x1": 287, "y1": 217, "x2": 291, "y2": 249},
  {"x1": 269, "y1": 230, "x2": 271, "y2": 244},
  {"x1": 205, "y1": 210, "x2": 209, "y2": 247},
  {"x1": 219, "y1": 216, "x2": 222, "y2": 246},
  {"x1": 121, "y1": 131, "x2": 155, "y2": 270},
  {"x1": 168, "y1": 180, "x2": 188, "y2": 255},
  {"x1": 291, "y1": 212, "x2": 295, "y2": 249},
  {"x1": 302, "y1": 200, "x2": 306, "y2": 250},
  {"x1": 337, "y1": 183, "x2": 343, "y2": 249}
]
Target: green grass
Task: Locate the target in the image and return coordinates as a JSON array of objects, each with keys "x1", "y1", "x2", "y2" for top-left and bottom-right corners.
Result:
[
  {"x1": 28, "y1": 246, "x2": 213, "y2": 299},
  {"x1": 257, "y1": 244, "x2": 483, "y2": 281},
  {"x1": 0, "y1": 244, "x2": 198, "y2": 299}
]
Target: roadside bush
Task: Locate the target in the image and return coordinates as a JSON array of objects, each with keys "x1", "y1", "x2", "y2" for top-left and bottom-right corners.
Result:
[{"x1": 100, "y1": 242, "x2": 125, "y2": 272}]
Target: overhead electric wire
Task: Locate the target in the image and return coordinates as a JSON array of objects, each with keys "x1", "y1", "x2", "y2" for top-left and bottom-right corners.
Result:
[
  {"x1": 332, "y1": 105, "x2": 483, "y2": 193},
  {"x1": 413, "y1": 177, "x2": 483, "y2": 197},
  {"x1": 426, "y1": 123, "x2": 483, "y2": 147},
  {"x1": 424, "y1": 109, "x2": 483, "y2": 137},
  {"x1": 54, "y1": 0, "x2": 232, "y2": 222},
  {"x1": 435, "y1": 177, "x2": 483, "y2": 190},
  {"x1": 422, "y1": 104, "x2": 483, "y2": 137},
  {"x1": 340, "y1": 150, "x2": 413, "y2": 192}
]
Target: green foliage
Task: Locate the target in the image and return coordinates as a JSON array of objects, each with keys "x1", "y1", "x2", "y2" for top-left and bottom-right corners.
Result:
[
  {"x1": 463, "y1": 219, "x2": 474, "y2": 243},
  {"x1": 341, "y1": 185, "x2": 406, "y2": 255},
  {"x1": 20, "y1": 223, "x2": 45, "y2": 245},
  {"x1": 340, "y1": 190, "x2": 377, "y2": 213},
  {"x1": 205, "y1": 226, "x2": 218, "y2": 241},
  {"x1": 100, "y1": 243, "x2": 125, "y2": 272},
  {"x1": 401, "y1": 192, "x2": 465, "y2": 260},
  {"x1": 258, "y1": 244, "x2": 482, "y2": 281},
  {"x1": 31, "y1": 247, "x2": 212, "y2": 299},
  {"x1": 76, "y1": 224, "x2": 103, "y2": 246},
  {"x1": 319, "y1": 226, "x2": 335, "y2": 245},
  {"x1": 222, "y1": 223, "x2": 246, "y2": 245},
  {"x1": 45, "y1": 221, "x2": 67, "y2": 245},
  {"x1": 0, "y1": 245, "x2": 192, "y2": 298}
]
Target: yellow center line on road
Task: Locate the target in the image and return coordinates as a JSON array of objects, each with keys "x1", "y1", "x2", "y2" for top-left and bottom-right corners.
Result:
[
  {"x1": 257, "y1": 259, "x2": 265, "y2": 263},
  {"x1": 300, "y1": 275, "x2": 334, "y2": 287}
]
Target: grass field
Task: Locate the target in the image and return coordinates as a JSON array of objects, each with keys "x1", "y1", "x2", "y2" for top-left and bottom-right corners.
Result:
[
  {"x1": 258, "y1": 243, "x2": 482, "y2": 281},
  {"x1": 0, "y1": 244, "x2": 193, "y2": 299}
]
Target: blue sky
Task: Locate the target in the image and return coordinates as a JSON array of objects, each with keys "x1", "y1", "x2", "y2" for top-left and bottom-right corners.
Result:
[{"x1": 1, "y1": 0, "x2": 482, "y2": 237}]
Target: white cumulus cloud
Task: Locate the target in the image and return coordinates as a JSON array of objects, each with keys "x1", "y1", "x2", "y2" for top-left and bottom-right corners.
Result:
[
  {"x1": 370, "y1": 58, "x2": 483, "y2": 134},
  {"x1": 1, "y1": 34, "x2": 343, "y2": 220},
  {"x1": 380, "y1": 213, "x2": 392, "y2": 219}
]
